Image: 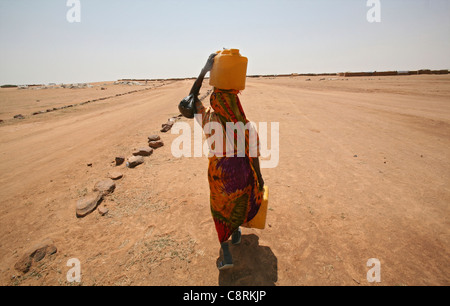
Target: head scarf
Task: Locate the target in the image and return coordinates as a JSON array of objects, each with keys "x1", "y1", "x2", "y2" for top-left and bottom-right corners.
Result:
[{"x1": 210, "y1": 88, "x2": 248, "y2": 125}]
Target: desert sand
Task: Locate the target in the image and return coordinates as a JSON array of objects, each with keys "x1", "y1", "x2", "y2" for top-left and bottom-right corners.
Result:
[{"x1": 0, "y1": 75, "x2": 449, "y2": 286}]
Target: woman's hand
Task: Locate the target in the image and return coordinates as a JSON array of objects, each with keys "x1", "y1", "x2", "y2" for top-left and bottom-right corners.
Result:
[
  {"x1": 258, "y1": 175, "x2": 264, "y2": 191},
  {"x1": 189, "y1": 52, "x2": 217, "y2": 97},
  {"x1": 251, "y1": 158, "x2": 264, "y2": 191},
  {"x1": 203, "y1": 53, "x2": 217, "y2": 72},
  {"x1": 189, "y1": 53, "x2": 216, "y2": 96}
]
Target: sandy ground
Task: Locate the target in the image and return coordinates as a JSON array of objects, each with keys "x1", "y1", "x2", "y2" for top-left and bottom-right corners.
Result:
[{"x1": 0, "y1": 75, "x2": 449, "y2": 286}]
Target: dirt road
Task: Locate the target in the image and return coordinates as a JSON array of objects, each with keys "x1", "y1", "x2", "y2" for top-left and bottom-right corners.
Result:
[{"x1": 0, "y1": 75, "x2": 449, "y2": 285}]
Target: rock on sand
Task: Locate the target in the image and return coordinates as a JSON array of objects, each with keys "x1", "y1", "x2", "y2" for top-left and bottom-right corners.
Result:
[
  {"x1": 14, "y1": 239, "x2": 57, "y2": 274},
  {"x1": 76, "y1": 192, "x2": 103, "y2": 218},
  {"x1": 148, "y1": 135, "x2": 160, "y2": 142},
  {"x1": 98, "y1": 205, "x2": 109, "y2": 216},
  {"x1": 132, "y1": 147, "x2": 153, "y2": 157},
  {"x1": 160, "y1": 121, "x2": 174, "y2": 132},
  {"x1": 126, "y1": 155, "x2": 144, "y2": 168},
  {"x1": 108, "y1": 171, "x2": 123, "y2": 180},
  {"x1": 93, "y1": 179, "x2": 116, "y2": 196},
  {"x1": 115, "y1": 156, "x2": 125, "y2": 166},
  {"x1": 148, "y1": 140, "x2": 164, "y2": 149}
]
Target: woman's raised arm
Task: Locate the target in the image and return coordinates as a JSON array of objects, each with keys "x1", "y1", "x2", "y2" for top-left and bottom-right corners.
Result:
[{"x1": 189, "y1": 53, "x2": 217, "y2": 97}]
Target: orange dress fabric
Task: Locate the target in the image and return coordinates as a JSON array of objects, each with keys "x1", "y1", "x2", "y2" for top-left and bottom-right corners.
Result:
[{"x1": 196, "y1": 88, "x2": 263, "y2": 243}]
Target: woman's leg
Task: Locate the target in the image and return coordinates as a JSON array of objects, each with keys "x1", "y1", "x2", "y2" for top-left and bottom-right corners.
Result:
[
  {"x1": 231, "y1": 227, "x2": 241, "y2": 245},
  {"x1": 218, "y1": 242, "x2": 233, "y2": 270}
]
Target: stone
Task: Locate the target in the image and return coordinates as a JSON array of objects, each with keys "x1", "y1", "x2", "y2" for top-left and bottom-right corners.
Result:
[
  {"x1": 93, "y1": 179, "x2": 116, "y2": 196},
  {"x1": 98, "y1": 206, "x2": 109, "y2": 216},
  {"x1": 46, "y1": 245, "x2": 57, "y2": 255},
  {"x1": 32, "y1": 246, "x2": 47, "y2": 262},
  {"x1": 148, "y1": 140, "x2": 164, "y2": 149},
  {"x1": 126, "y1": 155, "x2": 144, "y2": 168},
  {"x1": 148, "y1": 135, "x2": 160, "y2": 142},
  {"x1": 132, "y1": 147, "x2": 153, "y2": 157},
  {"x1": 115, "y1": 156, "x2": 125, "y2": 166},
  {"x1": 76, "y1": 192, "x2": 103, "y2": 217},
  {"x1": 160, "y1": 121, "x2": 174, "y2": 132},
  {"x1": 13, "y1": 114, "x2": 25, "y2": 119},
  {"x1": 31, "y1": 240, "x2": 57, "y2": 262},
  {"x1": 108, "y1": 171, "x2": 123, "y2": 180},
  {"x1": 14, "y1": 239, "x2": 57, "y2": 273},
  {"x1": 14, "y1": 254, "x2": 32, "y2": 274}
]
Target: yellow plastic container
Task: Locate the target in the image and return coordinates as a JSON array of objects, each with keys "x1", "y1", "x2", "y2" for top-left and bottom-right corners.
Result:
[
  {"x1": 244, "y1": 185, "x2": 269, "y2": 230},
  {"x1": 209, "y1": 49, "x2": 248, "y2": 90}
]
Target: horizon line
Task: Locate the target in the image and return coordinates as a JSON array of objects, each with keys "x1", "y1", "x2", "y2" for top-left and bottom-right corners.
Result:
[{"x1": 2, "y1": 68, "x2": 449, "y2": 87}]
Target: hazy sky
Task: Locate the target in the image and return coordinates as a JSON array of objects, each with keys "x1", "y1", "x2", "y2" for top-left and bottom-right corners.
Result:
[{"x1": 0, "y1": 0, "x2": 449, "y2": 84}]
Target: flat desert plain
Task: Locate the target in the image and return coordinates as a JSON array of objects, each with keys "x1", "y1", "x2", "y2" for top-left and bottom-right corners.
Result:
[{"x1": 0, "y1": 75, "x2": 449, "y2": 285}]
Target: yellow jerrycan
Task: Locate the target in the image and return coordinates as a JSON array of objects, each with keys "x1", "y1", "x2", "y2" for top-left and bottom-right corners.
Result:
[
  {"x1": 244, "y1": 185, "x2": 269, "y2": 229},
  {"x1": 209, "y1": 49, "x2": 248, "y2": 90}
]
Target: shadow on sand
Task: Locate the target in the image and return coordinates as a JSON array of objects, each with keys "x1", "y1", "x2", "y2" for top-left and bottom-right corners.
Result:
[{"x1": 217, "y1": 234, "x2": 278, "y2": 286}]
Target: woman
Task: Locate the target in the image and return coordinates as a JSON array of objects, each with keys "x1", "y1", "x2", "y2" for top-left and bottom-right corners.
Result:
[{"x1": 189, "y1": 53, "x2": 264, "y2": 270}]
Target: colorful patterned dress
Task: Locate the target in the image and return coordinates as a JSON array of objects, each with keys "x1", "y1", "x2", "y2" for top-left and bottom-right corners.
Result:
[{"x1": 196, "y1": 88, "x2": 264, "y2": 243}]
